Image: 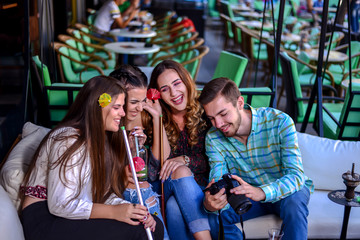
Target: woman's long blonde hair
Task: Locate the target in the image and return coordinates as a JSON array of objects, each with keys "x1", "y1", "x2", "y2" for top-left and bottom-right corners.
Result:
[{"x1": 147, "y1": 60, "x2": 206, "y2": 149}]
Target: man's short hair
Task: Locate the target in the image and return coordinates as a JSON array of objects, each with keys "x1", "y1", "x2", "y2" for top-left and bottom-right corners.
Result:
[{"x1": 198, "y1": 77, "x2": 241, "y2": 107}]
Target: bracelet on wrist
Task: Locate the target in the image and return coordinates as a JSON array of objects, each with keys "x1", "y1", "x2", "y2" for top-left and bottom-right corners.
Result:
[{"x1": 183, "y1": 155, "x2": 190, "y2": 167}]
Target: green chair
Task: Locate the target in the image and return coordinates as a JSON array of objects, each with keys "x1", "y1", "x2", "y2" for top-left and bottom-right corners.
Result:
[
  {"x1": 181, "y1": 45, "x2": 209, "y2": 81},
  {"x1": 74, "y1": 23, "x2": 117, "y2": 46},
  {"x1": 322, "y1": 84, "x2": 360, "y2": 140},
  {"x1": 148, "y1": 29, "x2": 199, "y2": 64},
  {"x1": 67, "y1": 28, "x2": 116, "y2": 62},
  {"x1": 213, "y1": 51, "x2": 248, "y2": 87},
  {"x1": 32, "y1": 55, "x2": 83, "y2": 126},
  {"x1": 196, "y1": 87, "x2": 273, "y2": 108},
  {"x1": 279, "y1": 52, "x2": 343, "y2": 123},
  {"x1": 240, "y1": 87, "x2": 274, "y2": 108},
  {"x1": 236, "y1": 22, "x2": 268, "y2": 86},
  {"x1": 328, "y1": 41, "x2": 360, "y2": 86},
  {"x1": 58, "y1": 34, "x2": 115, "y2": 72},
  {"x1": 149, "y1": 37, "x2": 204, "y2": 67},
  {"x1": 208, "y1": 0, "x2": 220, "y2": 18},
  {"x1": 219, "y1": 1, "x2": 243, "y2": 49},
  {"x1": 53, "y1": 42, "x2": 114, "y2": 84}
]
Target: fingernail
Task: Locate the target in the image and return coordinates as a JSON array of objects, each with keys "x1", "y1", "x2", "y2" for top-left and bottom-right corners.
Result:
[
  {"x1": 147, "y1": 213, "x2": 150, "y2": 215},
  {"x1": 161, "y1": 179, "x2": 165, "y2": 183},
  {"x1": 144, "y1": 216, "x2": 147, "y2": 220}
]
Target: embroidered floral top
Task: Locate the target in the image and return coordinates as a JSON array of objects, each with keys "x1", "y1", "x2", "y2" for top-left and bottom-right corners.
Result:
[{"x1": 149, "y1": 120, "x2": 211, "y2": 187}]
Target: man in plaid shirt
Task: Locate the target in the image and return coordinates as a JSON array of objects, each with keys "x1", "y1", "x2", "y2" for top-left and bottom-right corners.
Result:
[{"x1": 198, "y1": 78, "x2": 313, "y2": 240}]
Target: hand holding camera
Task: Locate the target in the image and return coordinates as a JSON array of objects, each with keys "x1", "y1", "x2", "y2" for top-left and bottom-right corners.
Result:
[{"x1": 204, "y1": 173, "x2": 252, "y2": 215}]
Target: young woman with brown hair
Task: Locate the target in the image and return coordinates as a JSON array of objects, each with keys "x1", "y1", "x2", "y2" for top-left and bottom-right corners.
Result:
[
  {"x1": 147, "y1": 60, "x2": 217, "y2": 240},
  {"x1": 20, "y1": 76, "x2": 163, "y2": 240}
]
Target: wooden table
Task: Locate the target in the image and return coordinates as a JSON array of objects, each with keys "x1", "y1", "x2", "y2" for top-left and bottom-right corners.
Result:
[
  {"x1": 341, "y1": 79, "x2": 360, "y2": 89},
  {"x1": 104, "y1": 42, "x2": 160, "y2": 65},
  {"x1": 231, "y1": 4, "x2": 252, "y2": 12},
  {"x1": 296, "y1": 49, "x2": 348, "y2": 64},
  {"x1": 238, "y1": 20, "x2": 273, "y2": 30},
  {"x1": 237, "y1": 11, "x2": 270, "y2": 19},
  {"x1": 253, "y1": 30, "x2": 301, "y2": 43},
  {"x1": 313, "y1": 6, "x2": 338, "y2": 13}
]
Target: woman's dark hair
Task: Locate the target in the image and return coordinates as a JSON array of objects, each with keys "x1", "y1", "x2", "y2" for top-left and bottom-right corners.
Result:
[
  {"x1": 109, "y1": 65, "x2": 147, "y2": 91},
  {"x1": 22, "y1": 76, "x2": 128, "y2": 204}
]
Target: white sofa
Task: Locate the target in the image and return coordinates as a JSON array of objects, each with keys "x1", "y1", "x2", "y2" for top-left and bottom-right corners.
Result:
[
  {"x1": 242, "y1": 132, "x2": 360, "y2": 239},
  {"x1": 1, "y1": 122, "x2": 360, "y2": 239}
]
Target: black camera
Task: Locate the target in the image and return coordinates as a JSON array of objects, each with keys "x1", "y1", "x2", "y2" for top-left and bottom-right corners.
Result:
[{"x1": 204, "y1": 173, "x2": 252, "y2": 215}]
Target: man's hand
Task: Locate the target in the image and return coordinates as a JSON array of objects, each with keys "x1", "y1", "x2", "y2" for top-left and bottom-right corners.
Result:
[
  {"x1": 203, "y1": 179, "x2": 228, "y2": 212},
  {"x1": 229, "y1": 175, "x2": 266, "y2": 201}
]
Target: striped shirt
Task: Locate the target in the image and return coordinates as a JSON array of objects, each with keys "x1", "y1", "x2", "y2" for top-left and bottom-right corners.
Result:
[{"x1": 205, "y1": 105, "x2": 314, "y2": 203}]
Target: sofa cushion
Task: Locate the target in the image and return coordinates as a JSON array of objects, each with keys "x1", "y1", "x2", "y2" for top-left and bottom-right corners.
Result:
[
  {"x1": 0, "y1": 122, "x2": 50, "y2": 210},
  {"x1": 297, "y1": 132, "x2": 360, "y2": 191},
  {"x1": 0, "y1": 185, "x2": 25, "y2": 240}
]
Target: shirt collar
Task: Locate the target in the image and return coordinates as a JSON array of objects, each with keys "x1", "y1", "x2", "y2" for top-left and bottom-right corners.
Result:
[{"x1": 245, "y1": 104, "x2": 257, "y2": 134}]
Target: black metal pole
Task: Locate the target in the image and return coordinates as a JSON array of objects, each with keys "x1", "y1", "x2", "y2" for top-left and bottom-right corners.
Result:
[
  {"x1": 271, "y1": 0, "x2": 285, "y2": 109},
  {"x1": 23, "y1": 0, "x2": 30, "y2": 124},
  {"x1": 300, "y1": 0, "x2": 330, "y2": 135}
]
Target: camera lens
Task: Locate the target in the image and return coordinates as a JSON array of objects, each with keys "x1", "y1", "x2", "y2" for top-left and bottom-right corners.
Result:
[{"x1": 228, "y1": 194, "x2": 252, "y2": 215}]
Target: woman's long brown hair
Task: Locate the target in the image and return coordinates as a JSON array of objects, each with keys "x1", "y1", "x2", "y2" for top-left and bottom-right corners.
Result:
[
  {"x1": 147, "y1": 60, "x2": 206, "y2": 149},
  {"x1": 21, "y1": 76, "x2": 128, "y2": 205}
]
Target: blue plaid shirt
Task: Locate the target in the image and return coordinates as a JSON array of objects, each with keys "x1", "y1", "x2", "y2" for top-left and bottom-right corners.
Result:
[{"x1": 205, "y1": 105, "x2": 314, "y2": 203}]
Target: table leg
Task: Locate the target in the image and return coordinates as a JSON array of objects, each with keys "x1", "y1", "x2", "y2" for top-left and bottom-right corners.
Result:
[{"x1": 340, "y1": 206, "x2": 351, "y2": 240}]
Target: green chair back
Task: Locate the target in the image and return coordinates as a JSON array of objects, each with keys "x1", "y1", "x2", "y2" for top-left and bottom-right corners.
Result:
[
  {"x1": 213, "y1": 51, "x2": 248, "y2": 86},
  {"x1": 32, "y1": 56, "x2": 52, "y2": 87},
  {"x1": 337, "y1": 86, "x2": 360, "y2": 139},
  {"x1": 208, "y1": 0, "x2": 220, "y2": 18},
  {"x1": 280, "y1": 52, "x2": 308, "y2": 122},
  {"x1": 240, "y1": 87, "x2": 273, "y2": 108},
  {"x1": 77, "y1": 26, "x2": 95, "y2": 53},
  {"x1": 184, "y1": 48, "x2": 200, "y2": 79},
  {"x1": 32, "y1": 55, "x2": 83, "y2": 125},
  {"x1": 58, "y1": 46, "x2": 79, "y2": 83},
  {"x1": 345, "y1": 41, "x2": 360, "y2": 70}
]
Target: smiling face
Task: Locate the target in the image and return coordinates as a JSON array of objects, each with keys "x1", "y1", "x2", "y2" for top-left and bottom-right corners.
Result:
[
  {"x1": 103, "y1": 93, "x2": 126, "y2": 132},
  {"x1": 125, "y1": 87, "x2": 147, "y2": 122},
  {"x1": 203, "y1": 94, "x2": 243, "y2": 137},
  {"x1": 157, "y1": 69, "x2": 188, "y2": 114}
]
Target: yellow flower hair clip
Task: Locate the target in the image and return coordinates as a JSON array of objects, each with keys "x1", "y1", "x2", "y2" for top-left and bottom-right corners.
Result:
[{"x1": 98, "y1": 93, "x2": 112, "y2": 108}]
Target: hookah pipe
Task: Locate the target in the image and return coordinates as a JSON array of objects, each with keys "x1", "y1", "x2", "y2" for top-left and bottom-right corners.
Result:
[{"x1": 121, "y1": 126, "x2": 153, "y2": 240}]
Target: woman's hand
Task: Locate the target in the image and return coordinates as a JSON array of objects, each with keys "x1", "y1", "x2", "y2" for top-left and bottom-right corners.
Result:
[
  {"x1": 129, "y1": 126, "x2": 147, "y2": 147},
  {"x1": 159, "y1": 156, "x2": 186, "y2": 181},
  {"x1": 140, "y1": 212, "x2": 157, "y2": 232},
  {"x1": 112, "y1": 203, "x2": 149, "y2": 225},
  {"x1": 143, "y1": 99, "x2": 162, "y2": 119}
]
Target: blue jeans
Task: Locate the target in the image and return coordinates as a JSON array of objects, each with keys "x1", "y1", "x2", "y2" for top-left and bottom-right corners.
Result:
[
  {"x1": 221, "y1": 186, "x2": 311, "y2": 240},
  {"x1": 123, "y1": 186, "x2": 170, "y2": 240},
  {"x1": 164, "y1": 175, "x2": 217, "y2": 239}
]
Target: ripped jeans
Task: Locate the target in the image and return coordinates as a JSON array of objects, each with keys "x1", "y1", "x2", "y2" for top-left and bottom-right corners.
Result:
[
  {"x1": 164, "y1": 175, "x2": 213, "y2": 240},
  {"x1": 123, "y1": 185, "x2": 170, "y2": 240}
]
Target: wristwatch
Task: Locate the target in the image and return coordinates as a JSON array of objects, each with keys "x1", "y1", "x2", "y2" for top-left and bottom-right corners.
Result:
[{"x1": 183, "y1": 155, "x2": 190, "y2": 167}]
